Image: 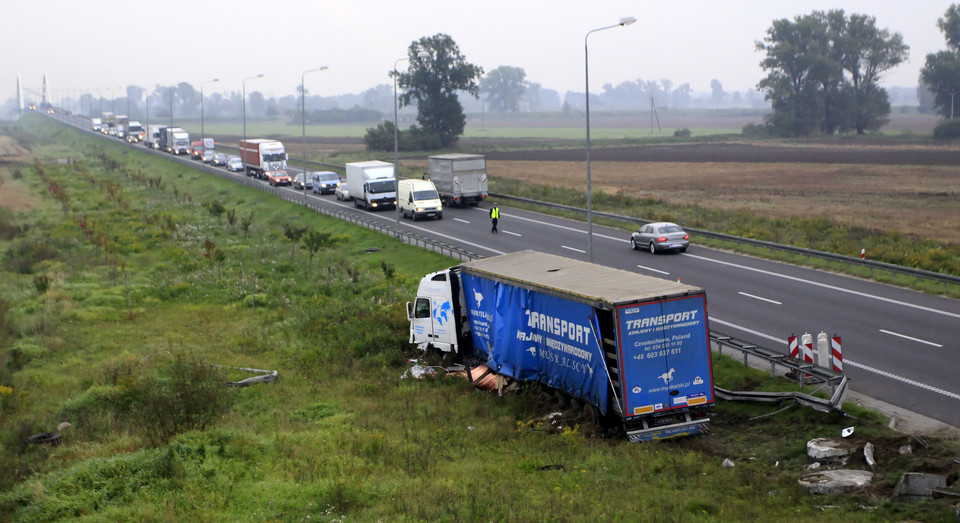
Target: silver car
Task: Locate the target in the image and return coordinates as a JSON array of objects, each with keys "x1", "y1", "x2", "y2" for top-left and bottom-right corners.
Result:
[
  {"x1": 226, "y1": 156, "x2": 244, "y2": 172},
  {"x1": 630, "y1": 222, "x2": 689, "y2": 254}
]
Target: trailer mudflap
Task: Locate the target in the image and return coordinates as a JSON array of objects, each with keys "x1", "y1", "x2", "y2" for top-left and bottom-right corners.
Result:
[{"x1": 627, "y1": 413, "x2": 711, "y2": 442}]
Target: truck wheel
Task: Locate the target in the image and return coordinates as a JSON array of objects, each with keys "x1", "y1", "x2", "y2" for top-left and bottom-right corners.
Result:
[{"x1": 436, "y1": 213, "x2": 443, "y2": 220}]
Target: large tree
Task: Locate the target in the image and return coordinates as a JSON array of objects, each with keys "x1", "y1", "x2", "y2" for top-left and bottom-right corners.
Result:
[
  {"x1": 757, "y1": 10, "x2": 907, "y2": 136},
  {"x1": 920, "y1": 4, "x2": 960, "y2": 119},
  {"x1": 480, "y1": 66, "x2": 527, "y2": 112},
  {"x1": 397, "y1": 33, "x2": 483, "y2": 147}
]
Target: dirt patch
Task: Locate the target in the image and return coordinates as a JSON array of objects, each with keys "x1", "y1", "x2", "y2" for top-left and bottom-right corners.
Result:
[{"x1": 0, "y1": 135, "x2": 28, "y2": 163}]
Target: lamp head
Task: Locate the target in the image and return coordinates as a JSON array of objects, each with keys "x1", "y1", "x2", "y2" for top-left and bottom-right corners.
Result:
[{"x1": 620, "y1": 16, "x2": 637, "y2": 26}]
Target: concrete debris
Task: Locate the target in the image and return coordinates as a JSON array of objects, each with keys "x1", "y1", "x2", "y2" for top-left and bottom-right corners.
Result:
[
  {"x1": 893, "y1": 472, "x2": 946, "y2": 500},
  {"x1": 402, "y1": 364, "x2": 436, "y2": 379},
  {"x1": 807, "y1": 438, "x2": 859, "y2": 464},
  {"x1": 863, "y1": 442, "x2": 876, "y2": 468},
  {"x1": 798, "y1": 470, "x2": 873, "y2": 495},
  {"x1": 807, "y1": 462, "x2": 821, "y2": 471},
  {"x1": 722, "y1": 458, "x2": 735, "y2": 468},
  {"x1": 899, "y1": 445, "x2": 913, "y2": 455}
]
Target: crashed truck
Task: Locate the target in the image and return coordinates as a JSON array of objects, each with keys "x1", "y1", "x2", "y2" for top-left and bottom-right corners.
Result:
[{"x1": 408, "y1": 250, "x2": 715, "y2": 441}]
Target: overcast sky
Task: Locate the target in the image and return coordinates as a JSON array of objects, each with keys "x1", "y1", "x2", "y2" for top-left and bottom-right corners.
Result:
[{"x1": 4, "y1": 0, "x2": 950, "y2": 105}]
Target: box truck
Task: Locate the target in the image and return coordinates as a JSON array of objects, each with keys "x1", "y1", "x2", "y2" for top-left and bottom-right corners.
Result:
[
  {"x1": 159, "y1": 127, "x2": 190, "y2": 155},
  {"x1": 239, "y1": 139, "x2": 290, "y2": 185},
  {"x1": 90, "y1": 118, "x2": 102, "y2": 131},
  {"x1": 397, "y1": 179, "x2": 442, "y2": 220},
  {"x1": 345, "y1": 161, "x2": 397, "y2": 210},
  {"x1": 125, "y1": 120, "x2": 144, "y2": 143},
  {"x1": 428, "y1": 153, "x2": 488, "y2": 206},
  {"x1": 407, "y1": 250, "x2": 715, "y2": 441},
  {"x1": 146, "y1": 125, "x2": 165, "y2": 149}
]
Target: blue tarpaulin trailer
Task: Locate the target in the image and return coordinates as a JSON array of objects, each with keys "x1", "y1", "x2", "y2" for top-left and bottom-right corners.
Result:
[{"x1": 408, "y1": 250, "x2": 715, "y2": 441}]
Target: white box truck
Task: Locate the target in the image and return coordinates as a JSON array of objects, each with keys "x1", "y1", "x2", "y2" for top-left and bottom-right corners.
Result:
[
  {"x1": 146, "y1": 125, "x2": 165, "y2": 149},
  {"x1": 408, "y1": 250, "x2": 715, "y2": 441},
  {"x1": 345, "y1": 161, "x2": 397, "y2": 210},
  {"x1": 398, "y1": 179, "x2": 442, "y2": 220},
  {"x1": 428, "y1": 153, "x2": 488, "y2": 206}
]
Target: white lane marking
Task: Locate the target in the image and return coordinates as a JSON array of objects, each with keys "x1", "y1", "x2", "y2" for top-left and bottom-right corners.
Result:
[
  {"x1": 503, "y1": 230, "x2": 521, "y2": 237},
  {"x1": 397, "y1": 222, "x2": 505, "y2": 256},
  {"x1": 880, "y1": 329, "x2": 943, "y2": 348},
  {"x1": 738, "y1": 291, "x2": 782, "y2": 305},
  {"x1": 686, "y1": 254, "x2": 960, "y2": 319},
  {"x1": 471, "y1": 207, "x2": 625, "y2": 243},
  {"x1": 562, "y1": 245, "x2": 586, "y2": 254},
  {"x1": 454, "y1": 218, "x2": 470, "y2": 224},
  {"x1": 711, "y1": 317, "x2": 960, "y2": 401},
  {"x1": 637, "y1": 265, "x2": 670, "y2": 275}
]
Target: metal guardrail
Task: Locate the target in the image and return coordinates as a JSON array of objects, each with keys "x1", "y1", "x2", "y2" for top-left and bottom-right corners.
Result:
[
  {"x1": 711, "y1": 333, "x2": 848, "y2": 413},
  {"x1": 490, "y1": 192, "x2": 960, "y2": 288}
]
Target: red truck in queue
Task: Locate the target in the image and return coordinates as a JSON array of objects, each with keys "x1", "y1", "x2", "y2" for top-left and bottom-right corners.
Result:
[{"x1": 239, "y1": 139, "x2": 290, "y2": 186}]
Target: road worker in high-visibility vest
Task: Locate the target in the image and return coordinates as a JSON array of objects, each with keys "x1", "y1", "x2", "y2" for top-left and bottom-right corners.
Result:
[{"x1": 489, "y1": 203, "x2": 500, "y2": 233}]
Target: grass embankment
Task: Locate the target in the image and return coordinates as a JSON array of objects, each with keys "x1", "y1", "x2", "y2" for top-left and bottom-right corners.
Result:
[{"x1": 1, "y1": 114, "x2": 959, "y2": 521}]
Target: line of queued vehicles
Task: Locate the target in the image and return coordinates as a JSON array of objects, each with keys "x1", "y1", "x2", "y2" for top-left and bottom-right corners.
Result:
[{"x1": 89, "y1": 113, "x2": 489, "y2": 220}]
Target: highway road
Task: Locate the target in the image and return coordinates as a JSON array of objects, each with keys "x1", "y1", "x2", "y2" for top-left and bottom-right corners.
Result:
[{"x1": 55, "y1": 112, "x2": 960, "y2": 429}]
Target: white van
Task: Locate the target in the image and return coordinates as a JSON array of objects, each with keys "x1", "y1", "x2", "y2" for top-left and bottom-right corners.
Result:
[{"x1": 397, "y1": 179, "x2": 443, "y2": 220}]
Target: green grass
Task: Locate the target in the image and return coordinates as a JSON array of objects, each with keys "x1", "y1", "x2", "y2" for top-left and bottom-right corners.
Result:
[{"x1": 1, "y1": 113, "x2": 959, "y2": 521}]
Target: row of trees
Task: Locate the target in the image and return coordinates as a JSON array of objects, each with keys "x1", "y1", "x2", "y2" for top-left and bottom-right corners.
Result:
[{"x1": 756, "y1": 10, "x2": 908, "y2": 136}]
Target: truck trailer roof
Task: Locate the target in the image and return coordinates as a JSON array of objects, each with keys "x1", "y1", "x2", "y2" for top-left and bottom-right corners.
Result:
[{"x1": 460, "y1": 250, "x2": 703, "y2": 307}]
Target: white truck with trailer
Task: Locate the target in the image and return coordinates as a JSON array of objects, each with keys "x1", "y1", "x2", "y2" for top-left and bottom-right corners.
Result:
[
  {"x1": 239, "y1": 139, "x2": 290, "y2": 186},
  {"x1": 345, "y1": 161, "x2": 397, "y2": 210},
  {"x1": 407, "y1": 250, "x2": 715, "y2": 441},
  {"x1": 428, "y1": 153, "x2": 488, "y2": 207}
]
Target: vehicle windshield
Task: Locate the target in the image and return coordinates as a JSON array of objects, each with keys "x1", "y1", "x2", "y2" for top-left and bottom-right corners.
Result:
[
  {"x1": 368, "y1": 180, "x2": 396, "y2": 193},
  {"x1": 413, "y1": 189, "x2": 439, "y2": 200},
  {"x1": 263, "y1": 153, "x2": 285, "y2": 162},
  {"x1": 316, "y1": 173, "x2": 339, "y2": 182},
  {"x1": 659, "y1": 225, "x2": 684, "y2": 234}
]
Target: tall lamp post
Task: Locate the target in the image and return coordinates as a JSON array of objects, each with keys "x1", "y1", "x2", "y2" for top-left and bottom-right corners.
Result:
[
  {"x1": 201, "y1": 78, "x2": 219, "y2": 155},
  {"x1": 585, "y1": 16, "x2": 636, "y2": 262},
  {"x1": 242, "y1": 74, "x2": 265, "y2": 174},
  {"x1": 394, "y1": 49, "x2": 431, "y2": 224},
  {"x1": 302, "y1": 66, "x2": 329, "y2": 205}
]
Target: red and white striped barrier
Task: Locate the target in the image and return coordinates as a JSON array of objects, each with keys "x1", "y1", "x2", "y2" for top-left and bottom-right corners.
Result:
[
  {"x1": 788, "y1": 335, "x2": 799, "y2": 359},
  {"x1": 831, "y1": 336, "x2": 843, "y2": 373}
]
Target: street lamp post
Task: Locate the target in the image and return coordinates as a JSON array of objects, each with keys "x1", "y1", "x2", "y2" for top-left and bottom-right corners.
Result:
[
  {"x1": 394, "y1": 49, "x2": 431, "y2": 225},
  {"x1": 242, "y1": 74, "x2": 265, "y2": 176},
  {"x1": 201, "y1": 78, "x2": 220, "y2": 156},
  {"x1": 302, "y1": 67, "x2": 329, "y2": 205},
  {"x1": 585, "y1": 16, "x2": 636, "y2": 262}
]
